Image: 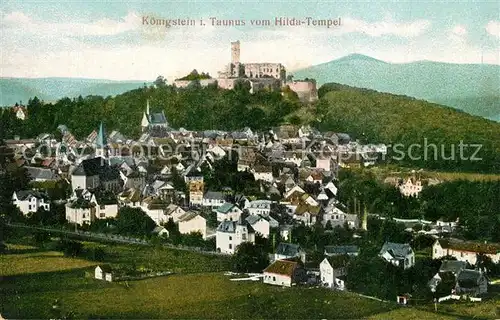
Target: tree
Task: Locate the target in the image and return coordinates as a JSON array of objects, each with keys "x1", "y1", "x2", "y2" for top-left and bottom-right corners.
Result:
[
  {"x1": 231, "y1": 242, "x2": 269, "y2": 273},
  {"x1": 435, "y1": 272, "x2": 456, "y2": 297},
  {"x1": 58, "y1": 239, "x2": 83, "y2": 257},
  {"x1": 33, "y1": 230, "x2": 50, "y2": 244},
  {"x1": 154, "y1": 75, "x2": 166, "y2": 87},
  {"x1": 115, "y1": 207, "x2": 156, "y2": 237}
]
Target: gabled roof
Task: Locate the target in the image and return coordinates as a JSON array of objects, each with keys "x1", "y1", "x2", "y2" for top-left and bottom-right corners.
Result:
[
  {"x1": 263, "y1": 259, "x2": 298, "y2": 277},
  {"x1": 97, "y1": 264, "x2": 113, "y2": 273},
  {"x1": 149, "y1": 111, "x2": 168, "y2": 125},
  {"x1": 325, "y1": 255, "x2": 350, "y2": 269},
  {"x1": 245, "y1": 214, "x2": 278, "y2": 227},
  {"x1": 379, "y1": 242, "x2": 413, "y2": 259},
  {"x1": 276, "y1": 243, "x2": 302, "y2": 256},
  {"x1": 25, "y1": 166, "x2": 59, "y2": 180},
  {"x1": 439, "y1": 260, "x2": 467, "y2": 274},
  {"x1": 456, "y1": 270, "x2": 484, "y2": 288},
  {"x1": 71, "y1": 157, "x2": 106, "y2": 176},
  {"x1": 204, "y1": 191, "x2": 225, "y2": 200},
  {"x1": 14, "y1": 190, "x2": 49, "y2": 201},
  {"x1": 216, "y1": 220, "x2": 254, "y2": 234},
  {"x1": 437, "y1": 238, "x2": 500, "y2": 255},
  {"x1": 216, "y1": 202, "x2": 239, "y2": 214},
  {"x1": 178, "y1": 211, "x2": 203, "y2": 222},
  {"x1": 324, "y1": 245, "x2": 359, "y2": 255}
]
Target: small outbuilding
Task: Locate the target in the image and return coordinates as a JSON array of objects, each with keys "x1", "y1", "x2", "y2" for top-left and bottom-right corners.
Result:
[{"x1": 95, "y1": 265, "x2": 114, "y2": 282}]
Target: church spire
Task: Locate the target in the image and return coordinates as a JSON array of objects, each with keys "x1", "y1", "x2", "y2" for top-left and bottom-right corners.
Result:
[
  {"x1": 146, "y1": 99, "x2": 150, "y2": 115},
  {"x1": 96, "y1": 121, "x2": 108, "y2": 158},
  {"x1": 97, "y1": 122, "x2": 107, "y2": 147}
]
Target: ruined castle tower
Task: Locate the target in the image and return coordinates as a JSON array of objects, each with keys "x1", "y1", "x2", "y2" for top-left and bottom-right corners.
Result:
[{"x1": 231, "y1": 40, "x2": 240, "y2": 64}]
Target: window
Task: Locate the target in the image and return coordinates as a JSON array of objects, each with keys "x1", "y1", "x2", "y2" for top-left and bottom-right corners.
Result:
[
  {"x1": 273, "y1": 276, "x2": 276, "y2": 281},
  {"x1": 29, "y1": 205, "x2": 32, "y2": 210},
  {"x1": 229, "y1": 236, "x2": 232, "y2": 241},
  {"x1": 229, "y1": 244, "x2": 232, "y2": 250}
]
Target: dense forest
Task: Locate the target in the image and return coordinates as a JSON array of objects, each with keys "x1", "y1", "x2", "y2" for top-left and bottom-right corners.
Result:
[
  {"x1": 1, "y1": 80, "x2": 499, "y2": 172},
  {"x1": 315, "y1": 83, "x2": 500, "y2": 172},
  {"x1": 338, "y1": 170, "x2": 500, "y2": 243},
  {"x1": 0, "y1": 81, "x2": 300, "y2": 140}
]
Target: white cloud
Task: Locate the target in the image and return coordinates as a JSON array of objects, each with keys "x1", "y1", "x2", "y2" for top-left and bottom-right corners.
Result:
[
  {"x1": 448, "y1": 25, "x2": 467, "y2": 43},
  {"x1": 485, "y1": 21, "x2": 500, "y2": 38},
  {"x1": 1, "y1": 11, "x2": 498, "y2": 80},
  {"x1": 340, "y1": 17, "x2": 431, "y2": 37},
  {"x1": 2, "y1": 11, "x2": 141, "y2": 36},
  {"x1": 451, "y1": 25, "x2": 467, "y2": 36}
]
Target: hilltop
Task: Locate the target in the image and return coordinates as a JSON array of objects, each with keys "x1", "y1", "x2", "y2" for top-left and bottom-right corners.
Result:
[
  {"x1": 293, "y1": 54, "x2": 500, "y2": 121},
  {"x1": 0, "y1": 77, "x2": 149, "y2": 106}
]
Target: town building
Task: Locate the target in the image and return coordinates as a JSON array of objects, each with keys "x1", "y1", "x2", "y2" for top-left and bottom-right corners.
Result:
[
  {"x1": 432, "y1": 238, "x2": 500, "y2": 265},
  {"x1": 319, "y1": 255, "x2": 349, "y2": 290},
  {"x1": 178, "y1": 211, "x2": 207, "y2": 239},
  {"x1": 263, "y1": 258, "x2": 306, "y2": 287},
  {"x1": 379, "y1": 242, "x2": 415, "y2": 269},
  {"x1": 141, "y1": 100, "x2": 169, "y2": 132},
  {"x1": 12, "y1": 190, "x2": 50, "y2": 215},
  {"x1": 216, "y1": 219, "x2": 255, "y2": 254}
]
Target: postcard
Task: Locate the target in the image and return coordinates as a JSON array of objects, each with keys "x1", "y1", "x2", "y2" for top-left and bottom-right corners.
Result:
[{"x1": 1, "y1": 1, "x2": 499, "y2": 319}]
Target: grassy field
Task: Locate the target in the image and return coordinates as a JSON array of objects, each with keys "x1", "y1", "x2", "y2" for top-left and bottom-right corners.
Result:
[
  {"x1": 1, "y1": 245, "x2": 399, "y2": 319},
  {"x1": 2, "y1": 244, "x2": 498, "y2": 319},
  {"x1": 80, "y1": 241, "x2": 232, "y2": 273}
]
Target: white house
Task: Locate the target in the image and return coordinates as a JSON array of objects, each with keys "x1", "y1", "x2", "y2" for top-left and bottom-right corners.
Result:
[
  {"x1": 246, "y1": 199, "x2": 273, "y2": 216},
  {"x1": 165, "y1": 204, "x2": 186, "y2": 223},
  {"x1": 12, "y1": 191, "x2": 50, "y2": 215},
  {"x1": 65, "y1": 189, "x2": 118, "y2": 225},
  {"x1": 316, "y1": 157, "x2": 332, "y2": 172},
  {"x1": 323, "y1": 206, "x2": 359, "y2": 229},
  {"x1": 432, "y1": 238, "x2": 500, "y2": 265},
  {"x1": 320, "y1": 256, "x2": 349, "y2": 290},
  {"x1": 245, "y1": 214, "x2": 279, "y2": 238},
  {"x1": 95, "y1": 265, "x2": 113, "y2": 282},
  {"x1": 178, "y1": 212, "x2": 207, "y2": 239},
  {"x1": 399, "y1": 178, "x2": 423, "y2": 197},
  {"x1": 251, "y1": 166, "x2": 274, "y2": 183},
  {"x1": 379, "y1": 242, "x2": 415, "y2": 269},
  {"x1": 216, "y1": 220, "x2": 255, "y2": 254},
  {"x1": 202, "y1": 191, "x2": 226, "y2": 208},
  {"x1": 213, "y1": 202, "x2": 242, "y2": 222},
  {"x1": 128, "y1": 197, "x2": 168, "y2": 226},
  {"x1": 263, "y1": 259, "x2": 305, "y2": 287}
]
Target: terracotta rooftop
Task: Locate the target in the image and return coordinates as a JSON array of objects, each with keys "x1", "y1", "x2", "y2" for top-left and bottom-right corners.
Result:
[
  {"x1": 263, "y1": 259, "x2": 298, "y2": 277},
  {"x1": 438, "y1": 239, "x2": 500, "y2": 254}
]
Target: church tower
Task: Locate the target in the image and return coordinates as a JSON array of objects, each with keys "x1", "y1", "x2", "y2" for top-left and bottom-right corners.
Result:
[
  {"x1": 141, "y1": 99, "x2": 151, "y2": 132},
  {"x1": 95, "y1": 122, "x2": 108, "y2": 158}
]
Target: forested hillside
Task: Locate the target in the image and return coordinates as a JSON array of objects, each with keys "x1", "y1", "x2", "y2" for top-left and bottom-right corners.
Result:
[
  {"x1": 315, "y1": 83, "x2": 500, "y2": 172},
  {"x1": 0, "y1": 81, "x2": 301, "y2": 140},
  {"x1": 1, "y1": 81, "x2": 499, "y2": 173}
]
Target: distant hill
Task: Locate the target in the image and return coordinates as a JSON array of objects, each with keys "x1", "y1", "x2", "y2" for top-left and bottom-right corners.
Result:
[
  {"x1": 293, "y1": 54, "x2": 500, "y2": 121},
  {"x1": 0, "y1": 77, "x2": 149, "y2": 106}
]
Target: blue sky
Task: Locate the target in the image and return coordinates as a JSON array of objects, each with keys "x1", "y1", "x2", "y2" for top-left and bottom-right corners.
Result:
[{"x1": 1, "y1": 0, "x2": 499, "y2": 80}]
